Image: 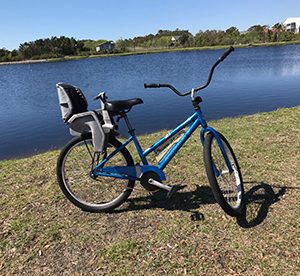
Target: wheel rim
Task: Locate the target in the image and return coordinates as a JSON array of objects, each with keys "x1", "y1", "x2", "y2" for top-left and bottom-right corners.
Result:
[
  {"x1": 211, "y1": 137, "x2": 242, "y2": 209},
  {"x1": 61, "y1": 138, "x2": 130, "y2": 208}
]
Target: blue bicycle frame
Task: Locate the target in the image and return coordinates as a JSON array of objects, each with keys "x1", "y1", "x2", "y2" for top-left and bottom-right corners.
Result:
[{"x1": 92, "y1": 108, "x2": 233, "y2": 181}]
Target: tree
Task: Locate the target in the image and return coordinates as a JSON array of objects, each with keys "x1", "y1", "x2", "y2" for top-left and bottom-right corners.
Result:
[
  {"x1": 225, "y1": 26, "x2": 240, "y2": 44},
  {"x1": 115, "y1": 39, "x2": 127, "y2": 52},
  {"x1": 273, "y1": 23, "x2": 283, "y2": 30},
  {"x1": 226, "y1": 26, "x2": 239, "y2": 36},
  {"x1": 271, "y1": 22, "x2": 295, "y2": 42},
  {"x1": 179, "y1": 33, "x2": 190, "y2": 46},
  {"x1": 18, "y1": 36, "x2": 84, "y2": 59},
  {"x1": 194, "y1": 30, "x2": 227, "y2": 46}
]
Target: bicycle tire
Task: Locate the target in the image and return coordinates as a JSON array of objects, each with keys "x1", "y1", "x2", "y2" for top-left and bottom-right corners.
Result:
[
  {"x1": 56, "y1": 133, "x2": 135, "y2": 212},
  {"x1": 203, "y1": 132, "x2": 244, "y2": 217}
]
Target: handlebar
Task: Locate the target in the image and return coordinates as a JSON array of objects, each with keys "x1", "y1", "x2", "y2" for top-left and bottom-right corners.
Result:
[
  {"x1": 144, "y1": 83, "x2": 161, "y2": 88},
  {"x1": 219, "y1": 46, "x2": 234, "y2": 61},
  {"x1": 144, "y1": 83, "x2": 191, "y2": 96},
  {"x1": 144, "y1": 46, "x2": 234, "y2": 96}
]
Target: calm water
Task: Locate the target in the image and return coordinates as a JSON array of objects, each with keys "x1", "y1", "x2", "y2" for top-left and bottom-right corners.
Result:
[{"x1": 1, "y1": 45, "x2": 300, "y2": 159}]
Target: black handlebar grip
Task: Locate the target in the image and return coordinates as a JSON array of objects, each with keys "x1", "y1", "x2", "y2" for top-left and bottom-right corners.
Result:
[
  {"x1": 144, "y1": 83, "x2": 161, "y2": 88},
  {"x1": 219, "y1": 46, "x2": 234, "y2": 61}
]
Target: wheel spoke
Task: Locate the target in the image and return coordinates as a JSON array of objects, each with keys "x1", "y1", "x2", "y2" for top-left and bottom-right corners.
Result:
[
  {"x1": 206, "y1": 134, "x2": 243, "y2": 214},
  {"x1": 58, "y1": 137, "x2": 133, "y2": 211}
]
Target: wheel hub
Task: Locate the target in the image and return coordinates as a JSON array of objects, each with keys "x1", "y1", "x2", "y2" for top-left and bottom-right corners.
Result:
[{"x1": 89, "y1": 171, "x2": 97, "y2": 179}]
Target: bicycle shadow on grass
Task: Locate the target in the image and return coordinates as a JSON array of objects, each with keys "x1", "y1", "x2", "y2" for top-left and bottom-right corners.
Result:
[
  {"x1": 237, "y1": 181, "x2": 287, "y2": 228},
  {"x1": 114, "y1": 181, "x2": 291, "y2": 227},
  {"x1": 114, "y1": 184, "x2": 216, "y2": 214}
]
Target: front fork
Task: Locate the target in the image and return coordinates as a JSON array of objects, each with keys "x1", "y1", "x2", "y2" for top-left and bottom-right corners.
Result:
[{"x1": 200, "y1": 127, "x2": 233, "y2": 176}]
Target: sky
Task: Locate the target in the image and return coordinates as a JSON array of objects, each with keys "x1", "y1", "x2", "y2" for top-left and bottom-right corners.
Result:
[{"x1": 1, "y1": 0, "x2": 299, "y2": 50}]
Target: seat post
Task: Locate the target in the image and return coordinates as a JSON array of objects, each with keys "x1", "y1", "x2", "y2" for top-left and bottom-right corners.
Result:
[{"x1": 122, "y1": 113, "x2": 135, "y2": 133}]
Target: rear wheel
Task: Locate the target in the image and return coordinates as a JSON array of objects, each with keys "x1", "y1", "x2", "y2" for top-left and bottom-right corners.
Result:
[
  {"x1": 57, "y1": 134, "x2": 135, "y2": 212},
  {"x1": 203, "y1": 132, "x2": 244, "y2": 217}
]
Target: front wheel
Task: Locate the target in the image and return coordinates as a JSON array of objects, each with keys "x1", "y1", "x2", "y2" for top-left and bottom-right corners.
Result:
[
  {"x1": 203, "y1": 132, "x2": 244, "y2": 217},
  {"x1": 56, "y1": 134, "x2": 135, "y2": 212}
]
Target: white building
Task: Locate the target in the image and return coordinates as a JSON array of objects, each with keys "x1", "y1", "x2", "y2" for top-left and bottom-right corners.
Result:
[
  {"x1": 96, "y1": 41, "x2": 115, "y2": 52},
  {"x1": 171, "y1": 36, "x2": 181, "y2": 43},
  {"x1": 282, "y1": 17, "x2": 300, "y2": 33}
]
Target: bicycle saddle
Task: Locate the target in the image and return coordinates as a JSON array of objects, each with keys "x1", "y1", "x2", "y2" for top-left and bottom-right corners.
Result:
[{"x1": 105, "y1": 98, "x2": 143, "y2": 113}]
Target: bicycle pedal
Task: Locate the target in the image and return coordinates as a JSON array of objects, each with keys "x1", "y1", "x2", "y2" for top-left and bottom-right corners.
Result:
[{"x1": 166, "y1": 184, "x2": 186, "y2": 199}]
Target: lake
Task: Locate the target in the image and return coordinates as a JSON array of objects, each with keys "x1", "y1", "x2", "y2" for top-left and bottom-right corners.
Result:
[{"x1": 0, "y1": 44, "x2": 300, "y2": 160}]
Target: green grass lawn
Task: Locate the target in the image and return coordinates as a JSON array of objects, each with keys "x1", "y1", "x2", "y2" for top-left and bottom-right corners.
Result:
[{"x1": 1, "y1": 107, "x2": 300, "y2": 275}]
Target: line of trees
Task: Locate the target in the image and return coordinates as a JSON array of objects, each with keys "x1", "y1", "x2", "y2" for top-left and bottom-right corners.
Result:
[
  {"x1": 118, "y1": 24, "x2": 298, "y2": 50},
  {"x1": 18, "y1": 36, "x2": 85, "y2": 59},
  {"x1": 1, "y1": 23, "x2": 300, "y2": 62},
  {"x1": 0, "y1": 36, "x2": 85, "y2": 62}
]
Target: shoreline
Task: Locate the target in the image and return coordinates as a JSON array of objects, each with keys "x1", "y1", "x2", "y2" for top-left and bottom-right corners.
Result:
[
  {"x1": 1, "y1": 106, "x2": 299, "y2": 161},
  {"x1": 1, "y1": 40, "x2": 300, "y2": 66}
]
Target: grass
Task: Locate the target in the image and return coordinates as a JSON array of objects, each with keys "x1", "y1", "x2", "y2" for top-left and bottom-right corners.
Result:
[
  {"x1": 1, "y1": 107, "x2": 300, "y2": 275},
  {"x1": 1, "y1": 40, "x2": 300, "y2": 66}
]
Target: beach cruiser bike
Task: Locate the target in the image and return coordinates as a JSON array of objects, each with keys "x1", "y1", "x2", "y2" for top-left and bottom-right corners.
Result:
[{"x1": 56, "y1": 46, "x2": 245, "y2": 217}]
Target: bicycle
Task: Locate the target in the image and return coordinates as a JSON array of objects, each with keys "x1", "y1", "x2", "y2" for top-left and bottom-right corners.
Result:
[{"x1": 56, "y1": 46, "x2": 245, "y2": 217}]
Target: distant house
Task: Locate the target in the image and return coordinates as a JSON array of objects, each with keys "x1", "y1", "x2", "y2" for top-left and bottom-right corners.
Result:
[
  {"x1": 171, "y1": 33, "x2": 192, "y2": 45},
  {"x1": 96, "y1": 41, "x2": 115, "y2": 52},
  {"x1": 171, "y1": 36, "x2": 181, "y2": 43},
  {"x1": 282, "y1": 17, "x2": 300, "y2": 33}
]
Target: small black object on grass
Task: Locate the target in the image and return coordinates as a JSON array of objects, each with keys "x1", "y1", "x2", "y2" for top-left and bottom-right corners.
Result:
[{"x1": 190, "y1": 211, "x2": 205, "y2": 221}]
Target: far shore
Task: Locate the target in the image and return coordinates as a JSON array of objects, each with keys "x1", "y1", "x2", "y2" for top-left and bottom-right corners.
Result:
[{"x1": 1, "y1": 40, "x2": 300, "y2": 66}]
